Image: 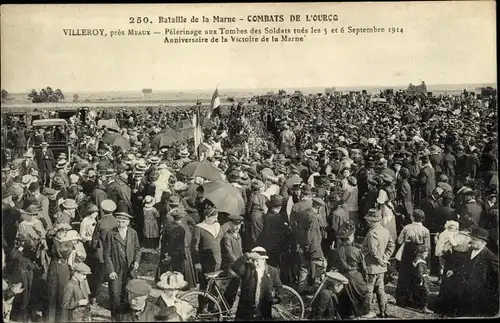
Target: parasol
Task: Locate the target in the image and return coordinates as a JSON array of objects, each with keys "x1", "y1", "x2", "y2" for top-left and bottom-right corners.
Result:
[
  {"x1": 179, "y1": 161, "x2": 223, "y2": 181},
  {"x1": 152, "y1": 130, "x2": 181, "y2": 148},
  {"x1": 202, "y1": 180, "x2": 245, "y2": 216},
  {"x1": 175, "y1": 119, "x2": 193, "y2": 130},
  {"x1": 101, "y1": 132, "x2": 131, "y2": 150}
]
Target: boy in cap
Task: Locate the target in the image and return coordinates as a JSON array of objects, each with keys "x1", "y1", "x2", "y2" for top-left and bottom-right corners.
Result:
[
  {"x1": 114, "y1": 279, "x2": 160, "y2": 322},
  {"x1": 103, "y1": 205, "x2": 141, "y2": 319},
  {"x1": 310, "y1": 271, "x2": 353, "y2": 320},
  {"x1": 61, "y1": 263, "x2": 92, "y2": 322}
]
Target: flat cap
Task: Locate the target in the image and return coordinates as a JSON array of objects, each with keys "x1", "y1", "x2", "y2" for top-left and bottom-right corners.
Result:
[
  {"x1": 228, "y1": 214, "x2": 244, "y2": 223},
  {"x1": 125, "y1": 279, "x2": 151, "y2": 296},
  {"x1": 73, "y1": 262, "x2": 92, "y2": 275},
  {"x1": 86, "y1": 204, "x2": 99, "y2": 213}
]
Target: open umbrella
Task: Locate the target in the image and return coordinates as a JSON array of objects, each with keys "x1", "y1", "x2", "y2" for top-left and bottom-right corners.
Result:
[
  {"x1": 152, "y1": 130, "x2": 180, "y2": 148},
  {"x1": 202, "y1": 180, "x2": 245, "y2": 216},
  {"x1": 179, "y1": 161, "x2": 222, "y2": 181},
  {"x1": 102, "y1": 132, "x2": 131, "y2": 150},
  {"x1": 175, "y1": 119, "x2": 193, "y2": 130}
]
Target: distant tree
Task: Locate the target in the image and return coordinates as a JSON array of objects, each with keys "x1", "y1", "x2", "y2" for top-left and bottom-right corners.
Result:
[
  {"x1": 27, "y1": 86, "x2": 65, "y2": 103},
  {"x1": 142, "y1": 88, "x2": 153, "y2": 97},
  {"x1": 73, "y1": 94, "x2": 80, "y2": 102},
  {"x1": 1, "y1": 89, "x2": 9, "y2": 102},
  {"x1": 227, "y1": 96, "x2": 235, "y2": 102},
  {"x1": 278, "y1": 89, "x2": 287, "y2": 95},
  {"x1": 294, "y1": 90, "x2": 303, "y2": 96},
  {"x1": 324, "y1": 87, "x2": 336, "y2": 95}
]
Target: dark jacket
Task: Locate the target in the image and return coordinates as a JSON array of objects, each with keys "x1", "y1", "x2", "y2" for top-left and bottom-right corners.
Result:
[
  {"x1": 161, "y1": 221, "x2": 186, "y2": 272},
  {"x1": 191, "y1": 222, "x2": 223, "y2": 271},
  {"x1": 417, "y1": 164, "x2": 436, "y2": 200},
  {"x1": 457, "y1": 201, "x2": 483, "y2": 227},
  {"x1": 103, "y1": 227, "x2": 141, "y2": 276},
  {"x1": 231, "y1": 253, "x2": 284, "y2": 320},
  {"x1": 114, "y1": 301, "x2": 161, "y2": 322},
  {"x1": 91, "y1": 214, "x2": 118, "y2": 263},
  {"x1": 300, "y1": 209, "x2": 324, "y2": 259},
  {"x1": 35, "y1": 148, "x2": 55, "y2": 172},
  {"x1": 221, "y1": 229, "x2": 243, "y2": 273}
]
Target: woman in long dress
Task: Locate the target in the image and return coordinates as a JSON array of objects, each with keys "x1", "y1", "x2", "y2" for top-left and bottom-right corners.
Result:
[
  {"x1": 327, "y1": 221, "x2": 373, "y2": 318},
  {"x1": 394, "y1": 209, "x2": 431, "y2": 307},
  {"x1": 376, "y1": 173, "x2": 398, "y2": 240}
]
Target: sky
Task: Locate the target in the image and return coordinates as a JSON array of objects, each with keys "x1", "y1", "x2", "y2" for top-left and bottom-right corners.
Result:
[{"x1": 1, "y1": 2, "x2": 496, "y2": 93}]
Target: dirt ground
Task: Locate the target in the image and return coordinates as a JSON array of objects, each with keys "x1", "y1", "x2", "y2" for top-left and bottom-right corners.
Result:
[{"x1": 89, "y1": 249, "x2": 441, "y2": 321}]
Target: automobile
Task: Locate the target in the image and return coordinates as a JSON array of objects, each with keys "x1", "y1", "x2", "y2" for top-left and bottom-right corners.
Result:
[{"x1": 28, "y1": 118, "x2": 71, "y2": 160}]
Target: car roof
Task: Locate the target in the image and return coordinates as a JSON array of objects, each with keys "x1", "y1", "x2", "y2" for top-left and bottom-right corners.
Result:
[{"x1": 32, "y1": 119, "x2": 68, "y2": 127}]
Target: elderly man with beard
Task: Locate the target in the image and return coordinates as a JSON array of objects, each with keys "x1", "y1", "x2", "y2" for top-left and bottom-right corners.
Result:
[{"x1": 231, "y1": 247, "x2": 283, "y2": 321}]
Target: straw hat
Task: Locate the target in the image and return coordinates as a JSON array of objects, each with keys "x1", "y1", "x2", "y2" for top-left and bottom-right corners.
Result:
[
  {"x1": 156, "y1": 271, "x2": 188, "y2": 290},
  {"x1": 62, "y1": 199, "x2": 78, "y2": 209},
  {"x1": 144, "y1": 195, "x2": 155, "y2": 208},
  {"x1": 63, "y1": 230, "x2": 82, "y2": 242}
]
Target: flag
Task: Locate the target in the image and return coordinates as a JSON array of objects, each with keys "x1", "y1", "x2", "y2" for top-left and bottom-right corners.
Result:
[
  {"x1": 208, "y1": 87, "x2": 221, "y2": 120},
  {"x1": 192, "y1": 104, "x2": 203, "y2": 161}
]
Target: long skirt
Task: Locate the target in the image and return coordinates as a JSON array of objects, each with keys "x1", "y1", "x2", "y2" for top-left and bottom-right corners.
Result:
[
  {"x1": 47, "y1": 260, "x2": 71, "y2": 322},
  {"x1": 395, "y1": 242, "x2": 419, "y2": 306},
  {"x1": 343, "y1": 270, "x2": 370, "y2": 316}
]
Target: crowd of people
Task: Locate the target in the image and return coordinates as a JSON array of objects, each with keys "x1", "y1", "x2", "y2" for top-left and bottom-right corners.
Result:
[{"x1": 1, "y1": 88, "x2": 499, "y2": 322}]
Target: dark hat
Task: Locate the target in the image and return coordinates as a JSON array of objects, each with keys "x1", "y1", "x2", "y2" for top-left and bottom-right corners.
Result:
[
  {"x1": 227, "y1": 171, "x2": 240, "y2": 182},
  {"x1": 379, "y1": 173, "x2": 394, "y2": 183},
  {"x1": 289, "y1": 164, "x2": 300, "y2": 174},
  {"x1": 337, "y1": 221, "x2": 356, "y2": 239},
  {"x1": 24, "y1": 204, "x2": 39, "y2": 216},
  {"x1": 420, "y1": 154, "x2": 430, "y2": 163},
  {"x1": 347, "y1": 176, "x2": 357, "y2": 186},
  {"x1": 115, "y1": 203, "x2": 132, "y2": 219},
  {"x1": 364, "y1": 209, "x2": 382, "y2": 221},
  {"x1": 86, "y1": 204, "x2": 99, "y2": 214},
  {"x1": 154, "y1": 306, "x2": 181, "y2": 322},
  {"x1": 204, "y1": 207, "x2": 218, "y2": 219},
  {"x1": 228, "y1": 214, "x2": 244, "y2": 223},
  {"x1": 266, "y1": 195, "x2": 283, "y2": 208},
  {"x1": 28, "y1": 181, "x2": 40, "y2": 191},
  {"x1": 469, "y1": 227, "x2": 489, "y2": 242},
  {"x1": 170, "y1": 208, "x2": 185, "y2": 220},
  {"x1": 246, "y1": 168, "x2": 259, "y2": 179},
  {"x1": 125, "y1": 279, "x2": 152, "y2": 296}
]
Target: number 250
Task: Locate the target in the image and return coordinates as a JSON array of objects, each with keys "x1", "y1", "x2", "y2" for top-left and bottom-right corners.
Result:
[{"x1": 129, "y1": 17, "x2": 150, "y2": 23}]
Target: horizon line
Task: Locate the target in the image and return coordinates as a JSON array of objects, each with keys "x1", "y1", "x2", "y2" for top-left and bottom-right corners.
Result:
[{"x1": 4, "y1": 82, "x2": 497, "y2": 94}]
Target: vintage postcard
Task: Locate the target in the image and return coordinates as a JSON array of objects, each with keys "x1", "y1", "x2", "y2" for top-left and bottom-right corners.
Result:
[{"x1": 1, "y1": 2, "x2": 498, "y2": 322}]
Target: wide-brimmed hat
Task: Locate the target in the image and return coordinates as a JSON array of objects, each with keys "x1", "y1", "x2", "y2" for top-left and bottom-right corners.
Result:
[
  {"x1": 53, "y1": 222, "x2": 72, "y2": 232},
  {"x1": 337, "y1": 221, "x2": 356, "y2": 239},
  {"x1": 173, "y1": 181, "x2": 188, "y2": 192},
  {"x1": 170, "y1": 208, "x2": 186, "y2": 220},
  {"x1": 364, "y1": 209, "x2": 382, "y2": 221},
  {"x1": 379, "y1": 173, "x2": 394, "y2": 183},
  {"x1": 469, "y1": 227, "x2": 489, "y2": 242},
  {"x1": 251, "y1": 246, "x2": 269, "y2": 260},
  {"x1": 148, "y1": 156, "x2": 160, "y2": 165},
  {"x1": 262, "y1": 160, "x2": 273, "y2": 169},
  {"x1": 178, "y1": 149, "x2": 190, "y2": 158},
  {"x1": 56, "y1": 160, "x2": 68, "y2": 169},
  {"x1": 144, "y1": 195, "x2": 155, "y2": 208},
  {"x1": 168, "y1": 195, "x2": 180, "y2": 206},
  {"x1": 62, "y1": 199, "x2": 78, "y2": 209},
  {"x1": 86, "y1": 203, "x2": 99, "y2": 214},
  {"x1": 275, "y1": 164, "x2": 287, "y2": 174},
  {"x1": 63, "y1": 230, "x2": 82, "y2": 242},
  {"x1": 156, "y1": 271, "x2": 188, "y2": 290},
  {"x1": 40, "y1": 142, "x2": 49, "y2": 147},
  {"x1": 21, "y1": 175, "x2": 33, "y2": 185},
  {"x1": 266, "y1": 195, "x2": 283, "y2": 208},
  {"x1": 251, "y1": 179, "x2": 264, "y2": 190}
]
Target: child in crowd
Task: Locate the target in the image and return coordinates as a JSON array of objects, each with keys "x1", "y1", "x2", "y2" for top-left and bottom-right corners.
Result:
[
  {"x1": 410, "y1": 245, "x2": 433, "y2": 314},
  {"x1": 435, "y1": 220, "x2": 459, "y2": 257},
  {"x1": 61, "y1": 263, "x2": 92, "y2": 322}
]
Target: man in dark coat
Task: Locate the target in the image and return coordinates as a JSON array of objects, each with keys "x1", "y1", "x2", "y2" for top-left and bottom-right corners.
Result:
[
  {"x1": 103, "y1": 205, "x2": 141, "y2": 318},
  {"x1": 456, "y1": 227, "x2": 499, "y2": 317},
  {"x1": 231, "y1": 248, "x2": 284, "y2": 321},
  {"x1": 160, "y1": 208, "x2": 186, "y2": 273},
  {"x1": 456, "y1": 190, "x2": 483, "y2": 227},
  {"x1": 220, "y1": 214, "x2": 244, "y2": 310},
  {"x1": 415, "y1": 155, "x2": 436, "y2": 203},
  {"x1": 19, "y1": 151, "x2": 38, "y2": 177},
  {"x1": 34, "y1": 142, "x2": 54, "y2": 187},
  {"x1": 115, "y1": 279, "x2": 161, "y2": 322},
  {"x1": 89, "y1": 199, "x2": 118, "y2": 301}
]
